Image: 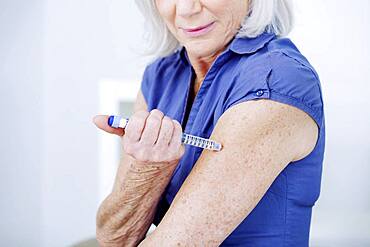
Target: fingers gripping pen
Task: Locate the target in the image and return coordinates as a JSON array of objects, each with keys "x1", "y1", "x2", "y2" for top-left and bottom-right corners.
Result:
[{"x1": 108, "y1": 115, "x2": 222, "y2": 152}]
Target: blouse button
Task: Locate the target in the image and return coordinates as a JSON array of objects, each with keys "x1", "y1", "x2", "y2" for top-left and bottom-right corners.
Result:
[{"x1": 255, "y1": 90, "x2": 264, "y2": 97}]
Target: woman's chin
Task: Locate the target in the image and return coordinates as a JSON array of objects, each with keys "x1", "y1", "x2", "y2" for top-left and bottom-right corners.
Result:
[{"x1": 184, "y1": 42, "x2": 221, "y2": 59}]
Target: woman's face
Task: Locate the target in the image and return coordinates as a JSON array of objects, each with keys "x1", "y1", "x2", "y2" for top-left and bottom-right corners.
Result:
[{"x1": 155, "y1": 0, "x2": 249, "y2": 58}]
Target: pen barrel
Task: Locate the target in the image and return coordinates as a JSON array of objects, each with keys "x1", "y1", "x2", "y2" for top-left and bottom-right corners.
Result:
[
  {"x1": 108, "y1": 116, "x2": 129, "y2": 129},
  {"x1": 181, "y1": 133, "x2": 222, "y2": 151},
  {"x1": 108, "y1": 115, "x2": 222, "y2": 151}
]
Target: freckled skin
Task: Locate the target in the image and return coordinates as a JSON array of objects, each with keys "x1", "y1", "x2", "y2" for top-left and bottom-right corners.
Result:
[
  {"x1": 95, "y1": 91, "x2": 186, "y2": 246},
  {"x1": 140, "y1": 99, "x2": 318, "y2": 246},
  {"x1": 95, "y1": 0, "x2": 319, "y2": 245}
]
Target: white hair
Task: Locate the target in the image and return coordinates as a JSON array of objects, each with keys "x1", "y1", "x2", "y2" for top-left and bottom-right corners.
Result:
[{"x1": 135, "y1": 0, "x2": 294, "y2": 58}]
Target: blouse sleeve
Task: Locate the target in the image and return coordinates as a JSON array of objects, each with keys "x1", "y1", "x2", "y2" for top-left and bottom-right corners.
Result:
[{"x1": 222, "y1": 51, "x2": 324, "y2": 131}]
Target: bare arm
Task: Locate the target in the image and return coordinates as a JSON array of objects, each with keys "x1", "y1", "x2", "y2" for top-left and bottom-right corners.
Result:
[
  {"x1": 94, "y1": 89, "x2": 185, "y2": 246},
  {"x1": 139, "y1": 99, "x2": 319, "y2": 246},
  {"x1": 96, "y1": 155, "x2": 178, "y2": 246}
]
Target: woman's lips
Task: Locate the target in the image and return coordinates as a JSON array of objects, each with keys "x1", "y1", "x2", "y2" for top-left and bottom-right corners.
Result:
[{"x1": 181, "y1": 22, "x2": 215, "y2": 37}]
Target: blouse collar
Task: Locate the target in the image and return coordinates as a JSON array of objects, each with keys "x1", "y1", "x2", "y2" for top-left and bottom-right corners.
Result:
[{"x1": 179, "y1": 31, "x2": 276, "y2": 64}]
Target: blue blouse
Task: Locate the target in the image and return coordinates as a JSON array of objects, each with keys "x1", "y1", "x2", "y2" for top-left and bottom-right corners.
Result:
[{"x1": 140, "y1": 31, "x2": 325, "y2": 246}]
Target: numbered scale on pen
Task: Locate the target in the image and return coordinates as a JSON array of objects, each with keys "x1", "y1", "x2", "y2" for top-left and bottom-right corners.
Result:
[
  {"x1": 108, "y1": 115, "x2": 222, "y2": 152},
  {"x1": 180, "y1": 133, "x2": 221, "y2": 151}
]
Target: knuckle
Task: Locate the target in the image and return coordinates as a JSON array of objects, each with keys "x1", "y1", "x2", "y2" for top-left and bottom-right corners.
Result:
[
  {"x1": 150, "y1": 109, "x2": 164, "y2": 118},
  {"x1": 172, "y1": 120, "x2": 182, "y2": 131},
  {"x1": 146, "y1": 115, "x2": 161, "y2": 126},
  {"x1": 149, "y1": 110, "x2": 164, "y2": 121},
  {"x1": 172, "y1": 119, "x2": 181, "y2": 126},
  {"x1": 159, "y1": 126, "x2": 173, "y2": 140},
  {"x1": 162, "y1": 116, "x2": 174, "y2": 128}
]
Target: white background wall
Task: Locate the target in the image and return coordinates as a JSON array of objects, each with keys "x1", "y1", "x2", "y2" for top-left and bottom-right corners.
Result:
[
  {"x1": 0, "y1": 0, "x2": 369, "y2": 246},
  {"x1": 289, "y1": 1, "x2": 370, "y2": 245},
  {"x1": 0, "y1": 0, "x2": 44, "y2": 245}
]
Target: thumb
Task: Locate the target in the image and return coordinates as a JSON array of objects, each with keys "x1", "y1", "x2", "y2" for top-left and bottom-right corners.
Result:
[{"x1": 92, "y1": 115, "x2": 125, "y2": 136}]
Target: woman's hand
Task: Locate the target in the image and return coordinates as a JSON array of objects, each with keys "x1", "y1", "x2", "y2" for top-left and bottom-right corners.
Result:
[
  {"x1": 92, "y1": 109, "x2": 186, "y2": 246},
  {"x1": 93, "y1": 109, "x2": 185, "y2": 169}
]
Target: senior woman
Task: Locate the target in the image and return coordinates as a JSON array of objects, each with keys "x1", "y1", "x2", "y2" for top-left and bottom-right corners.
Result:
[{"x1": 93, "y1": 0, "x2": 325, "y2": 246}]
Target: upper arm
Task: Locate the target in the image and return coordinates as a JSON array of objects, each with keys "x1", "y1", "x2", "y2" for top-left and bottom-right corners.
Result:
[{"x1": 139, "y1": 98, "x2": 318, "y2": 246}]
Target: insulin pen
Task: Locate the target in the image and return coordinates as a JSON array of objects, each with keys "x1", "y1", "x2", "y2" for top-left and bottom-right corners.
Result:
[{"x1": 108, "y1": 115, "x2": 222, "y2": 152}]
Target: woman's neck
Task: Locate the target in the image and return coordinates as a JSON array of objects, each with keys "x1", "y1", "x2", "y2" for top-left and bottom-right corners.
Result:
[{"x1": 187, "y1": 48, "x2": 224, "y2": 85}]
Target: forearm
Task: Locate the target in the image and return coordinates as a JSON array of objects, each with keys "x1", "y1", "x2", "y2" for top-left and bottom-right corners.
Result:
[{"x1": 96, "y1": 154, "x2": 177, "y2": 247}]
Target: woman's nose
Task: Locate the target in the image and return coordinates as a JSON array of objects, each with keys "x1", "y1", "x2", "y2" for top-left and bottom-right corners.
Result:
[{"x1": 176, "y1": 0, "x2": 202, "y2": 18}]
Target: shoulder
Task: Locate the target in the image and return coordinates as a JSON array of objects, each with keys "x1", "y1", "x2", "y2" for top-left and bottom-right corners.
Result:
[
  {"x1": 225, "y1": 37, "x2": 324, "y2": 129},
  {"x1": 218, "y1": 38, "x2": 323, "y2": 162},
  {"x1": 266, "y1": 38, "x2": 321, "y2": 93},
  {"x1": 267, "y1": 39, "x2": 324, "y2": 126},
  {"x1": 235, "y1": 36, "x2": 320, "y2": 83}
]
